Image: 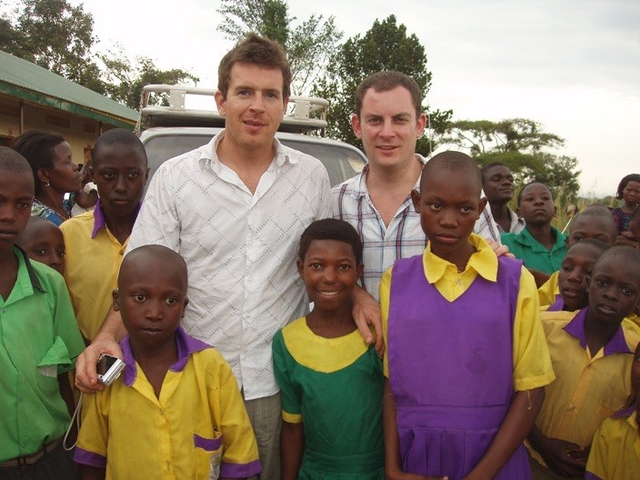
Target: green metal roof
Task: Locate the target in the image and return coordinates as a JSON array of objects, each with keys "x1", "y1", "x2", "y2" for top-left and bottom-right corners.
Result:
[{"x1": 0, "y1": 50, "x2": 138, "y2": 128}]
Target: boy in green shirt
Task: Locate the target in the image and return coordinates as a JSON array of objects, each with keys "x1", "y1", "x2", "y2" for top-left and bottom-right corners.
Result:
[{"x1": 0, "y1": 147, "x2": 84, "y2": 478}]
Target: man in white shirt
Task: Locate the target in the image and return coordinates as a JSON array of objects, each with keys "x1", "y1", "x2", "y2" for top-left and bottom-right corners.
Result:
[
  {"x1": 75, "y1": 34, "x2": 379, "y2": 479},
  {"x1": 333, "y1": 71, "x2": 502, "y2": 300}
]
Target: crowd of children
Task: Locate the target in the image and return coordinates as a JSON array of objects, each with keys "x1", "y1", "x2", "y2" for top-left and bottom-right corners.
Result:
[{"x1": 1, "y1": 119, "x2": 639, "y2": 479}]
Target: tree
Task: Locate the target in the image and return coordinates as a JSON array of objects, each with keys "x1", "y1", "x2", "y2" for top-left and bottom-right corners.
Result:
[
  {"x1": 100, "y1": 48, "x2": 199, "y2": 110},
  {"x1": 3, "y1": 0, "x2": 106, "y2": 93},
  {"x1": 216, "y1": 0, "x2": 343, "y2": 95},
  {"x1": 440, "y1": 118, "x2": 581, "y2": 199},
  {"x1": 312, "y1": 15, "x2": 451, "y2": 155}
]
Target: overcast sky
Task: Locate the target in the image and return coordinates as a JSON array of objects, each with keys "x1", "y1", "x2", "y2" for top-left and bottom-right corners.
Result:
[{"x1": 77, "y1": 1, "x2": 640, "y2": 196}]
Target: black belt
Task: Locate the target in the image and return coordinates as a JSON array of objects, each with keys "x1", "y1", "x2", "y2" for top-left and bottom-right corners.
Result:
[{"x1": 0, "y1": 438, "x2": 63, "y2": 468}]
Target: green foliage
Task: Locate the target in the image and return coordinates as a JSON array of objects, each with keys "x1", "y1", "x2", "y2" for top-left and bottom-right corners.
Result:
[
  {"x1": 216, "y1": 0, "x2": 343, "y2": 95},
  {"x1": 3, "y1": 0, "x2": 107, "y2": 93},
  {"x1": 441, "y1": 118, "x2": 581, "y2": 200},
  {"x1": 101, "y1": 48, "x2": 199, "y2": 110},
  {"x1": 312, "y1": 15, "x2": 451, "y2": 155},
  {"x1": 1, "y1": 0, "x2": 199, "y2": 109}
]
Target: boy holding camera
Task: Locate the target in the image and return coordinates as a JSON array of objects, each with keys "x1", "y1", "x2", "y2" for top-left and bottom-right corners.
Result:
[{"x1": 74, "y1": 245, "x2": 261, "y2": 479}]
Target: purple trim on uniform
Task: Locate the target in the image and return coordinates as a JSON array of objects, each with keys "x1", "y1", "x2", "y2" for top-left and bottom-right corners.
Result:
[
  {"x1": 612, "y1": 404, "x2": 635, "y2": 419},
  {"x1": 91, "y1": 200, "x2": 107, "y2": 238},
  {"x1": 220, "y1": 459, "x2": 262, "y2": 478},
  {"x1": 121, "y1": 326, "x2": 213, "y2": 385},
  {"x1": 170, "y1": 327, "x2": 212, "y2": 372},
  {"x1": 91, "y1": 200, "x2": 142, "y2": 238},
  {"x1": 121, "y1": 335, "x2": 137, "y2": 387},
  {"x1": 193, "y1": 433, "x2": 223, "y2": 451},
  {"x1": 585, "y1": 472, "x2": 603, "y2": 480},
  {"x1": 547, "y1": 295, "x2": 564, "y2": 311},
  {"x1": 73, "y1": 447, "x2": 107, "y2": 468},
  {"x1": 563, "y1": 308, "x2": 632, "y2": 355}
]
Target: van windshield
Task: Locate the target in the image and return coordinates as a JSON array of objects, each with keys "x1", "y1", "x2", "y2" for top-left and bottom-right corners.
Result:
[{"x1": 143, "y1": 134, "x2": 366, "y2": 187}]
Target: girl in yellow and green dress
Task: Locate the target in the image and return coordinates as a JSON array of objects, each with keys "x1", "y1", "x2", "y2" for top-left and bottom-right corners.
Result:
[{"x1": 273, "y1": 219, "x2": 384, "y2": 480}]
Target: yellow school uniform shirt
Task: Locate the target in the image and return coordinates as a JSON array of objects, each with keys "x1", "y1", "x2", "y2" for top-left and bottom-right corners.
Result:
[
  {"x1": 538, "y1": 270, "x2": 559, "y2": 309},
  {"x1": 585, "y1": 406, "x2": 640, "y2": 480},
  {"x1": 75, "y1": 327, "x2": 261, "y2": 479},
  {"x1": 528, "y1": 309, "x2": 640, "y2": 468},
  {"x1": 60, "y1": 203, "x2": 130, "y2": 341},
  {"x1": 380, "y1": 233, "x2": 555, "y2": 391}
]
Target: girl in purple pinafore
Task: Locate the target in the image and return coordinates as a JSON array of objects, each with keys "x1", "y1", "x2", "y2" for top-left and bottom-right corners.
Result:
[{"x1": 380, "y1": 152, "x2": 556, "y2": 480}]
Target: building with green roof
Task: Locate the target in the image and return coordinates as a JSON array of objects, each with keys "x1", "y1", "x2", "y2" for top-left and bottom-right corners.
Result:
[{"x1": 0, "y1": 50, "x2": 138, "y2": 164}]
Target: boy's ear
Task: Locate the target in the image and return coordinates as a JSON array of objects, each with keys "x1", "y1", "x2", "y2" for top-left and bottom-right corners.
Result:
[
  {"x1": 356, "y1": 263, "x2": 364, "y2": 279},
  {"x1": 296, "y1": 258, "x2": 304, "y2": 278},
  {"x1": 112, "y1": 288, "x2": 120, "y2": 311},
  {"x1": 411, "y1": 189, "x2": 421, "y2": 212},
  {"x1": 181, "y1": 297, "x2": 189, "y2": 318}
]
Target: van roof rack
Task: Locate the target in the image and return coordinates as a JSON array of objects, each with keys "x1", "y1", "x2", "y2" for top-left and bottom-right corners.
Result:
[{"x1": 136, "y1": 84, "x2": 329, "y2": 135}]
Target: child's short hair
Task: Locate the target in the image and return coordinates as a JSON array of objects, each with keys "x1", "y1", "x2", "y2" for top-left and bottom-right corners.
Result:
[
  {"x1": 0, "y1": 146, "x2": 32, "y2": 175},
  {"x1": 516, "y1": 181, "x2": 551, "y2": 207},
  {"x1": 298, "y1": 219, "x2": 363, "y2": 264},
  {"x1": 592, "y1": 245, "x2": 640, "y2": 274},
  {"x1": 421, "y1": 151, "x2": 482, "y2": 193},
  {"x1": 217, "y1": 33, "x2": 292, "y2": 99},
  {"x1": 571, "y1": 238, "x2": 610, "y2": 255},
  {"x1": 615, "y1": 173, "x2": 640, "y2": 200},
  {"x1": 93, "y1": 128, "x2": 147, "y2": 164},
  {"x1": 570, "y1": 207, "x2": 617, "y2": 234},
  {"x1": 119, "y1": 245, "x2": 187, "y2": 286}
]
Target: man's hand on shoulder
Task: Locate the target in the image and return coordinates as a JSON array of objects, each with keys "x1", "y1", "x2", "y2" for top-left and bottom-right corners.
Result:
[
  {"x1": 487, "y1": 239, "x2": 512, "y2": 258},
  {"x1": 352, "y1": 286, "x2": 385, "y2": 357}
]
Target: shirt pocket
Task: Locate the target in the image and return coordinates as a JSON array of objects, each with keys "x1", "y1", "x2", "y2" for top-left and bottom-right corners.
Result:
[
  {"x1": 36, "y1": 336, "x2": 73, "y2": 394},
  {"x1": 194, "y1": 432, "x2": 223, "y2": 480}
]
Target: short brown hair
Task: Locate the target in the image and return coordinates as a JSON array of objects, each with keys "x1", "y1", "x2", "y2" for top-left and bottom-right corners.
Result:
[
  {"x1": 217, "y1": 33, "x2": 292, "y2": 99},
  {"x1": 354, "y1": 71, "x2": 423, "y2": 119}
]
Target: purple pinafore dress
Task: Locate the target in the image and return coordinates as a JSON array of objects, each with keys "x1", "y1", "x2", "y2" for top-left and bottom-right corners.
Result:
[{"x1": 388, "y1": 255, "x2": 531, "y2": 480}]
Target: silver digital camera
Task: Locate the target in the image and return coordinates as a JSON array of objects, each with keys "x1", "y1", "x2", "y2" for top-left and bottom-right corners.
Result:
[{"x1": 96, "y1": 353, "x2": 125, "y2": 386}]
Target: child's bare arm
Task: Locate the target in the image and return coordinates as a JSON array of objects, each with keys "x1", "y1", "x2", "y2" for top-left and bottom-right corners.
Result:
[
  {"x1": 528, "y1": 425, "x2": 587, "y2": 477},
  {"x1": 58, "y1": 372, "x2": 76, "y2": 417},
  {"x1": 383, "y1": 380, "x2": 443, "y2": 480},
  {"x1": 281, "y1": 421, "x2": 304, "y2": 480},
  {"x1": 78, "y1": 464, "x2": 106, "y2": 480},
  {"x1": 463, "y1": 388, "x2": 544, "y2": 480}
]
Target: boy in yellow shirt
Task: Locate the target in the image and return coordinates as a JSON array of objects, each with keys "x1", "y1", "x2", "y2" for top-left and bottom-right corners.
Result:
[{"x1": 74, "y1": 245, "x2": 260, "y2": 479}]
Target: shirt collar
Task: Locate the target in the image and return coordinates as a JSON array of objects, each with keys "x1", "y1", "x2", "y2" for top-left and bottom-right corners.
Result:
[
  {"x1": 350, "y1": 154, "x2": 426, "y2": 200},
  {"x1": 202, "y1": 130, "x2": 295, "y2": 171},
  {"x1": 612, "y1": 404, "x2": 637, "y2": 419},
  {"x1": 91, "y1": 199, "x2": 142, "y2": 239},
  {"x1": 121, "y1": 326, "x2": 211, "y2": 386},
  {"x1": 547, "y1": 296, "x2": 565, "y2": 312},
  {"x1": 13, "y1": 245, "x2": 44, "y2": 292},
  {"x1": 563, "y1": 308, "x2": 632, "y2": 355},
  {"x1": 516, "y1": 226, "x2": 565, "y2": 251},
  {"x1": 424, "y1": 233, "x2": 499, "y2": 284}
]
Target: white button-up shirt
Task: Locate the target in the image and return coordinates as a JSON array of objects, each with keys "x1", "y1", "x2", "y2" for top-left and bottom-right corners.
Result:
[{"x1": 128, "y1": 132, "x2": 332, "y2": 400}]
